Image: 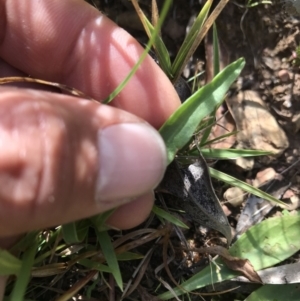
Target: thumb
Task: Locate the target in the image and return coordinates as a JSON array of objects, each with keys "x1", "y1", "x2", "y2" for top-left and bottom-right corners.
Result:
[{"x1": 0, "y1": 87, "x2": 167, "y2": 236}]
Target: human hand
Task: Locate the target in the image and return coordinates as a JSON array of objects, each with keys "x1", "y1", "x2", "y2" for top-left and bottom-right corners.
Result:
[{"x1": 0, "y1": 0, "x2": 180, "y2": 241}]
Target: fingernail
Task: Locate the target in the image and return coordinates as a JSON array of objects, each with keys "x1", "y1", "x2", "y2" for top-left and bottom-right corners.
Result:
[{"x1": 95, "y1": 123, "x2": 167, "y2": 202}]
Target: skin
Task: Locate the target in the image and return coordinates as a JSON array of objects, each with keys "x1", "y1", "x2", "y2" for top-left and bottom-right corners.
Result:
[{"x1": 0, "y1": 0, "x2": 181, "y2": 296}]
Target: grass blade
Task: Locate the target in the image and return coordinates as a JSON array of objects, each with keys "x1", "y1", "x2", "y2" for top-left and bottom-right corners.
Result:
[
  {"x1": 172, "y1": 0, "x2": 230, "y2": 82},
  {"x1": 9, "y1": 239, "x2": 38, "y2": 301},
  {"x1": 198, "y1": 148, "x2": 272, "y2": 159},
  {"x1": 104, "y1": 0, "x2": 172, "y2": 103},
  {"x1": 0, "y1": 249, "x2": 21, "y2": 276},
  {"x1": 152, "y1": 205, "x2": 189, "y2": 229},
  {"x1": 171, "y1": 0, "x2": 212, "y2": 78},
  {"x1": 96, "y1": 230, "x2": 123, "y2": 291},
  {"x1": 199, "y1": 22, "x2": 221, "y2": 145},
  {"x1": 213, "y1": 22, "x2": 220, "y2": 76},
  {"x1": 160, "y1": 58, "x2": 245, "y2": 164},
  {"x1": 142, "y1": 17, "x2": 171, "y2": 76},
  {"x1": 209, "y1": 167, "x2": 286, "y2": 206},
  {"x1": 90, "y1": 210, "x2": 115, "y2": 232},
  {"x1": 62, "y1": 220, "x2": 90, "y2": 244},
  {"x1": 78, "y1": 259, "x2": 112, "y2": 273}
]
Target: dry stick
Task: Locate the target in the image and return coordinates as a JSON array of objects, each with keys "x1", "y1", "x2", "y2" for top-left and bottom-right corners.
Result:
[
  {"x1": 112, "y1": 228, "x2": 159, "y2": 249},
  {"x1": 109, "y1": 274, "x2": 115, "y2": 301},
  {"x1": 121, "y1": 245, "x2": 156, "y2": 299},
  {"x1": 181, "y1": 245, "x2": 262, "y2": 283},
  {"x1": 0, "y1": 77, "x2": 96, "y2": 101},
  {"x1": 151, "y1": 0, "x2": 160, "y2": 36},
  {"x1": 55, "y1": 270, "x2": 98, "y2": 301}
]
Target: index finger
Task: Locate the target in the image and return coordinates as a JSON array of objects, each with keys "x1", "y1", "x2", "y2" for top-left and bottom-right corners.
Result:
[{"x1": 0, "y1": 0, "x2": 180, "y2": 128}]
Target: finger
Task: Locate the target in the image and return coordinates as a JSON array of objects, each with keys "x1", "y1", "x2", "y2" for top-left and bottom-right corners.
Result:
[
  {"x1": 0, "y1": 88, "x2": 167, "y2": 236},
  {"x1": 106, "y1": 192, "x2": 155, "y2": 230},
  {"x1": 0, "y1": 58, "x2": 58, "y2": 92},
  {"x1": 0, "y1": 0, "x2": 181, "y2": 128},
  {"x1": 0, "y1": 58, "x2": 24, "y2": 77}
]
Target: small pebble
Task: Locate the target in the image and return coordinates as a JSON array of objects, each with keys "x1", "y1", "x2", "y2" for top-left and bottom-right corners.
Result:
[
  {"x1": 282, "y1": 189, "x2": 295, "y2": 199},
  {"x1": 253, "y1": 167, "x2": 276, "y2": 187},
  {"x1": 283, "y1": 98, "x2": 292, "y2": 108},
  {"x1": 222, "y1": 204, "x2": 232, "y2": 216},
  {"x1": 224, "y1": 187, "x2": 245, "y2": 207},
  {"x1": 278, "y1": 69, "x2": 290, "y2": 83}
]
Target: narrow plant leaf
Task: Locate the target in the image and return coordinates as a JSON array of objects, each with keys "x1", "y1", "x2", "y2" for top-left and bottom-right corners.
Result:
[
  {"x1": 209, "y1": 167, "x2": 286, "y2": 206},
  {"x1": 10, "y1": 231, "x2": 40, "y2": 253},
  {"x1": 244, "y1": 284, "x2": 300, "y2": 301},
  {"x1": 142, "y1": 17, "x2": 171, "y2": 76},
  {"x1": 96, "y1": 230, "x2": 123, "y2": 291},
  {"x1": 9, "y1": 240, "x2": 38, "y2": 301},
  {"x1": 86, "y1": 277, "x2": 100, "y2": 299},
  {"x1": 172, "y1": 0, "x2": 230, "y2": 81},
  {"x1": 199, "y1": 148, "x2": 272, "y2": 159},
  {"x1": 107, "y1": 0, "x2": 172, "y2": 104},
  {"x1": 213, "y1": 22, "x2": 220, "y2": 76},
  {"x1": 160, "y1": 58, "x2": 245, "y2": 164},
  {"x1": 200, "y1": 130, "x2": 239, "y2": 147},
  {"x1": 236, "y1": 179, "x2": 291, "y2": 237},
  {"x1": 90, "y1": 209, "x2": 115, "y2": 232},
  {"x1": 78, "y1": 259, "x2": 112, "y2": 273},
  {"x1": 116, "y1": 252, "x2": 144, "y2": 261},
  {"x1": 158, "y1": 214, "x2": 300, "y2": 299},
  {"x1": 171, "y1": 0, "x2": 212, "y2": 78},
  {"x1": 62, "y1": 220, "x2": 90, "y2": 244},
  {"x1": 152, "y1": 205, "x2": 189, "y2": 229},
  {"x1": 0, "y1": 249, "x2": 21, "y2": 276},
  {"x1": 199, "y1": 22, "x2": 221, "y2": 145},
  {"x1": 158, "y1": 152, "x2": 232, "y2": 244}
]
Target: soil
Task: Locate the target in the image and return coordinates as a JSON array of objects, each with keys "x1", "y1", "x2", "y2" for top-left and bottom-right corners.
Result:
[{"x1": 82, "y1": 1, "x2": 300, "y2": 300}]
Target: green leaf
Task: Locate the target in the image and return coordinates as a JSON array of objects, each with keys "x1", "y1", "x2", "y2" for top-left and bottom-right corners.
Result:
[
  {"x1": 9, "y1": 240, "x2": 38, "y2": 301},
  {"x1": 116, "y1": 252, "x2": 144, "y2": 261},
  {"x1": 90, "y1": 210, "x2": 115, "y2": 232},
  {"x1": 104, "y1": 0, "x2": 172, "y2": 104},
  {"x1": 160, "y1": 58, "x2": 245, "y2": 164},
  {"x1": 200, "y1": 130, "x2": 238, "y2": 147},
  {"x1": 62, "y1": 220, "x2": 90, "y2": 244},
  {"x1": 0, "y1": 249, "x2": 21, "y2": 276},
  {"x1": 229, "y1": 215, "x2": 300, "y2": 269},
  {"x1": 245, "y1": 284, "x2": 300, "y2": 301},
  {"x1": 96, "y1": 230, "x2": 123, "y2": 291},
  {"x1": 171, "y1": 0, "x2": 212, "y2": 78},
  {"x1": 209, "y1": 167, "x2": 286, "y2": 206},
  {"x1": 199, "y1": 148, "x2": 272, "y2": 159},
  {"x1": 213, "y1": 23, "x2": 220, "y2": 76},
  {"x1": 142, "y1": 17, "x2": 171, "y2": 76},
  {"x1": 199, "y1": 22, "x2": 220, "y2": 145},
  {"x1": 152, "y1": 205, "x2": 189, "y2": 229},
  {"x1": 158, "y1": 214, "x2": 300, "y2": 299},
  {"x1": 10, "y1": 231, "x2": 40, "y2": 253},
  {"x1": 78, "y1": 259, "x2": 112, "y2": 273}
]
